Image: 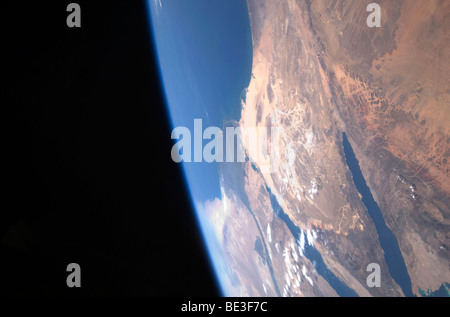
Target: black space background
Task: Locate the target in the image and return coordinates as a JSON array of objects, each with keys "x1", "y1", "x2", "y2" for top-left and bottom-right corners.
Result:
[{"x1": 2, "y1": 1, "x2": 220, "y2": 296}]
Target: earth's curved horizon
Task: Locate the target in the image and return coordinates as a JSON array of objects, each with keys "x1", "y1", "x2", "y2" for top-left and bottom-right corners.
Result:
[{"x1": 149, "y1": 0, "x2": 450, "y2": 297}]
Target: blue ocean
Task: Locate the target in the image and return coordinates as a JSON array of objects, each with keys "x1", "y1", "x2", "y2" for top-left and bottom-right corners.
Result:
[{"x1": 148, "y1": 0, "x2": 252, "y2": 202}]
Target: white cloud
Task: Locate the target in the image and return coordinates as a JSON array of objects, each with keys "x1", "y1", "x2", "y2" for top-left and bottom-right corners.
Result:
[
  {"x1": 302, "y1": 265, "x2": 314, "y2": 286},
  {"x1": 306, "y1": 228, "x2": 315, "y2": 246},
  {"x1": 153, "y1": 0, "x2": 163, "y2": 15},
  {"x1": 290, "y1": 239, "x2": 298, "y2": 262},
  {"x1": 283, "y1": 247, "x2": 291, "y2": 269},
  {"x1": 297, "y1": 230, "x2": 305, "y2": 256}
]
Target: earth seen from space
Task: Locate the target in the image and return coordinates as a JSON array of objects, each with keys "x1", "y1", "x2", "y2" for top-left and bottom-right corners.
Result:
[{"x1": 148, "y1": 0, "x2": 450, "y2": 296}]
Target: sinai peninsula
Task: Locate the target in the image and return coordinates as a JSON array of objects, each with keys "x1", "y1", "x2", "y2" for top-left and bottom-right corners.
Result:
[{"x1": 201, "y1": 0, "x2": 450, "y2": 297}]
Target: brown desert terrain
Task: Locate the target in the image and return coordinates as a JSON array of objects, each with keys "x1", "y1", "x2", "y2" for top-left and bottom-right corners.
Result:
[{"x1": 204, "y1": 0, "x2": 449, "y2": 296}]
